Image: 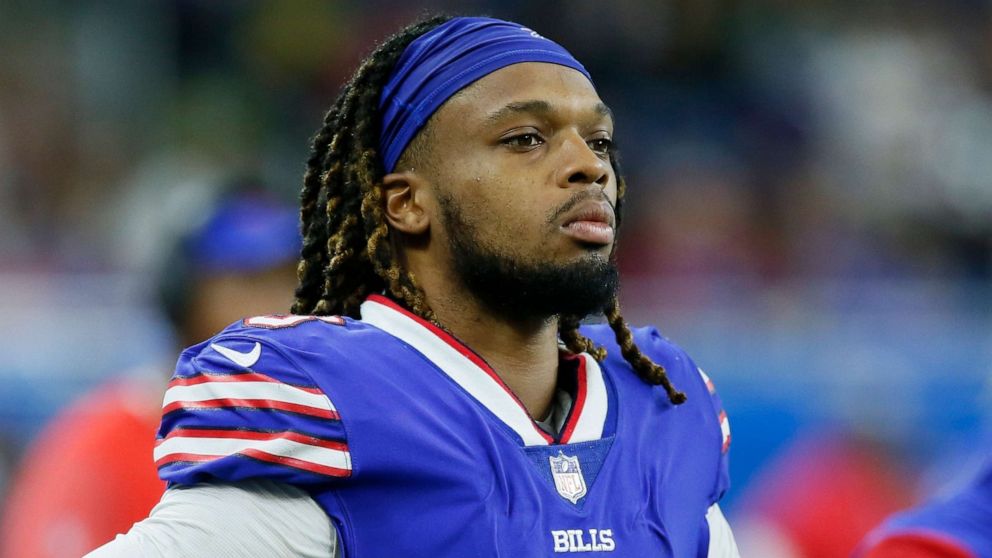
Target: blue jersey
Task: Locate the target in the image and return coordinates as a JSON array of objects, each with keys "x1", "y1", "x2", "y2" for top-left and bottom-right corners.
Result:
[
  {"x1": 861, "y1": 460, "x2": 992, "y2": 558},
  {"x1": 155, "y1": 295, "x2": 733, "y2": 557}
]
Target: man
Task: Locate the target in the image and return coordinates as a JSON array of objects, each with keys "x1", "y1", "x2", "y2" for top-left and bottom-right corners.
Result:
[
  {"x1": 89, "y1": 16, "x2": 738, "y2": 557},
  {"x1": 0, "y1": 186, "x2": 300, "y2": 558},
  {"x1": 855, "y1": 458, "x2": 992, "y2": 557}
]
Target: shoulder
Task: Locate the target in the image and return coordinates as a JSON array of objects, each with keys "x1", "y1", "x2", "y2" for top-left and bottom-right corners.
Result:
[
  {"x1": 579, "y1": 323, "x2": 712, "y2": 398},
  {"x1": 580, "y1": 322, "x2": 733, "y2": 501},
  {"x1": 157, "y1": 315, "x2": 375, "y2": 487},
  {"x1": 178, "y1": 314, "x2": 398, "y2": 383},
  {"x1": 201, "y1": 313, "x2": 381, "y2": 354},
  {"x1": 580, "y1": 323, "x2": 689, "y2": 366}
]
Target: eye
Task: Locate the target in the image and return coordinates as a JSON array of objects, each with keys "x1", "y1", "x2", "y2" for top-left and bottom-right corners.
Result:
[
  {"x1": 588, "y1": 137, "x2": 614, "y2": 157},
  {"x1": 501, "y1": 133, "x2": 545, "y2": 150}
]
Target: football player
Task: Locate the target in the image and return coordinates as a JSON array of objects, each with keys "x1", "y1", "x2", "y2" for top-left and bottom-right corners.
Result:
[
  {"x1": 88, "y1": 16, "x2": 739, "y2": 557},
  {"x1": 0, "y1": 185, "x2": 299, "y2": 558}
]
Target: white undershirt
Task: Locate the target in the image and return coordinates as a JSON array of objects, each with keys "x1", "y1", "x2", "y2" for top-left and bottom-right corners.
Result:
[
  {"x1": 84, "y1": 480, "x2": 337, "y2": 557},
  {"x1": 85, "y1": 390, "x2": 574, "y2": 558},
  {"x1": 85, "y1": 391, "x2": 738, "y2": 557},
  {"x1": 535, "y1": 388, "x2": 572, "y2": 435}
]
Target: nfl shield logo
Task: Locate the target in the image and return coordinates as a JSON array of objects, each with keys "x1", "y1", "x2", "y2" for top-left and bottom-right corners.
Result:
[{"x1": 549, "y1": 451, "x2": 587, "y2": 504}]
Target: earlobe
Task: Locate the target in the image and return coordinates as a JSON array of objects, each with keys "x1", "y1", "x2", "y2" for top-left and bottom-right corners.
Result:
[{"x1": 382, "y1": 171, "x2": 431, "y2": 235}]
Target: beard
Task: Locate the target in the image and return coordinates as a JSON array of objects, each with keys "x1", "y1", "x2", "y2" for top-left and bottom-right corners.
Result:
[{"x1": 437, "y1": 193, "x2": 619, "y2": 321}]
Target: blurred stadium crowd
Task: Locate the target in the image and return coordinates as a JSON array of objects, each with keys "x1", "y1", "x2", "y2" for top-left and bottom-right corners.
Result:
[{"x1": 1, "y1": 1, "x2": 990, "y2": 556}]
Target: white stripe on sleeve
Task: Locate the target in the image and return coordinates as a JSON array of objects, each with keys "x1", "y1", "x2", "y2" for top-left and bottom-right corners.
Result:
[
  {"x1": 153, "y1": 434, "x2": 352, "y2": 472},
  {"x1": 162, "y1": 381, "x2": 336, "y2": 411}
]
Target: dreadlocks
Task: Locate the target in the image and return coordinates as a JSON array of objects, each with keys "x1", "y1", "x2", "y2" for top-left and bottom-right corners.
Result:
[{"x1": 291, "y1": 16, "x2": 686, "y2": 405}]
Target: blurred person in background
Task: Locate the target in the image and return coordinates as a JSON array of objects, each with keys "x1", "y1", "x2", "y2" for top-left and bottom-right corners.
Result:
[
  {"x1": 855, "y1": 457, "x2": 992, "y2": 557},
  {"x1": 0, "y1": 180, "x2": 300, "y2": 558},
  {"x1": 728, "y1": 430, "x2": 913, "y2": 558},
  {"x1": 854, "y1": 376, "x2": 992, "y2": 558}
]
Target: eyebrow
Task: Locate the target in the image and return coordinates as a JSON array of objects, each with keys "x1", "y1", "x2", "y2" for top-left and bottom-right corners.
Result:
[{"x1": 484, "y1": 99, "x2": 613, "y2": 124}]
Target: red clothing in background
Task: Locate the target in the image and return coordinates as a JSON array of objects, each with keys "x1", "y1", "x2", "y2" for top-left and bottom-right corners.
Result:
[{"x1": 0, "y1": 377, "x2": 166, "y2": 558}]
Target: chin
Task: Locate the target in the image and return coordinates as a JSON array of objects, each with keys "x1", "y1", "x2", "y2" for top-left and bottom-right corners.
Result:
[{"x1": 563, "y1": 243, "x2": 614, "y2": 265}]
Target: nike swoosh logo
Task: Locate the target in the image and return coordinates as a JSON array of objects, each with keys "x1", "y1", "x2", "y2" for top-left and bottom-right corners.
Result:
[{"x1": 211, "y1": 342, "x2": 261, "y2": 368}]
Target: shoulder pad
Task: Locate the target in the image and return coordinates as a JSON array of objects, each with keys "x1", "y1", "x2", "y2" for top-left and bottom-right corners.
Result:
[{"x1": 156, "y1": 331, "x2": 352, "y2": 486}]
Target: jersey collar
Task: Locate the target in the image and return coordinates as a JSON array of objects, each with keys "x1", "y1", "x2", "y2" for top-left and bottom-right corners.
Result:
[{"x1": 359, "y1": 295, "x2": 608, "y2": 447}]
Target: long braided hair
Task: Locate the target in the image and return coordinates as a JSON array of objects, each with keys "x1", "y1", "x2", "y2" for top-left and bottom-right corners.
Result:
[{"x1": 292, "y1": 15, "x2": 686, "y2": 405}]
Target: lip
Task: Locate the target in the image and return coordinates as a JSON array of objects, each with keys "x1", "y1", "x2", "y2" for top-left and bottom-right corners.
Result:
[{"x1": 559, "y1": 201, "x2": 616, "y2": 246}]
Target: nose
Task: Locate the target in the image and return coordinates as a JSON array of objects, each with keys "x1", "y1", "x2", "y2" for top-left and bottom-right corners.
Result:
[{"x1": 556, "y1": 134, "x2": 610, "y2": 189}]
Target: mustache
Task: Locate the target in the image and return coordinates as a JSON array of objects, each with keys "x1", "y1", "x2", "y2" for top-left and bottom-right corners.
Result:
[{"x1": 547, "y1": 190, "x2": 617, "y2": 225}]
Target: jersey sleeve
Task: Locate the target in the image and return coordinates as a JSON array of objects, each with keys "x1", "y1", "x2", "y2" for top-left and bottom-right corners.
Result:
[
  {"x1": 636, "y1": 328, "x2": 738, "y2": 557},
  {"x1": 695, "y1": 366, "x2": 731, "y2": 503},
  {"x1": 155, "y1": 334, "x2": 351, "y2": 486},
  {"x1": 640, "y1": 327, "x2": 732, "y2": 503},
  {"x1": 691, "y1": 364, "x2": 737, "y2": 556}
]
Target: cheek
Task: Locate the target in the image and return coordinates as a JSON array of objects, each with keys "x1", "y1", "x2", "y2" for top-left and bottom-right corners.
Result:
[
  {"x1": 443, "y1": 158, "x2": 560, "y2": 249},
  {"x1": 464, "y1": 184, "x2": 524, "y2": 233},
  {"x1": 454, "y1": 178, "x2": 547, "y2": 244}
]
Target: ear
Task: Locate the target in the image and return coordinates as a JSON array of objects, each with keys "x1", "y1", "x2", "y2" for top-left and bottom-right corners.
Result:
[{"x1": 382, "y1": 171, "x2": 431, "y2": 235}]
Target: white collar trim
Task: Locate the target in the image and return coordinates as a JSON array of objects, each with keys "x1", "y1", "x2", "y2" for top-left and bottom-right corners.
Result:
[{"x1": 359, "y1": 296, "x2": 607, "y2": 446}]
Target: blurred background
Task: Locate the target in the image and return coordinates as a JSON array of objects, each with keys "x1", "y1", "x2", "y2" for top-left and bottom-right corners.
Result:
[{"x1": 0, "y1": 0, "x2": 990, "y2": 556}]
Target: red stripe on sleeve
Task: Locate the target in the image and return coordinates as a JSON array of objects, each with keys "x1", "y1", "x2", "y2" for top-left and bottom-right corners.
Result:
[
  {"x1": 162, "y1": 399, "x2": 340, "y2": 420},
  {"x1": 168, "y1": 372, "x2": 323, "y2": 394}
]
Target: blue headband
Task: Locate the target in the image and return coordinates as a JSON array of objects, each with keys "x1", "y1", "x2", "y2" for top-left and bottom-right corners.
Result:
[{"x1": 378, "y1": 17, "x2": 592, "y2": 173}]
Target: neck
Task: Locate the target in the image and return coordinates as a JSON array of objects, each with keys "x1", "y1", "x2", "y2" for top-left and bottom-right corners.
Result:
[{"x1": 424, "y1": 286, "x2": 562, "y2": 420}]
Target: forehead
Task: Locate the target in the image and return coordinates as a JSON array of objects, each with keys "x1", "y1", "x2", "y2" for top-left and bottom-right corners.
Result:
[{"x1": 439, "y1": 62, "x2": 606, "y2": 122}]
